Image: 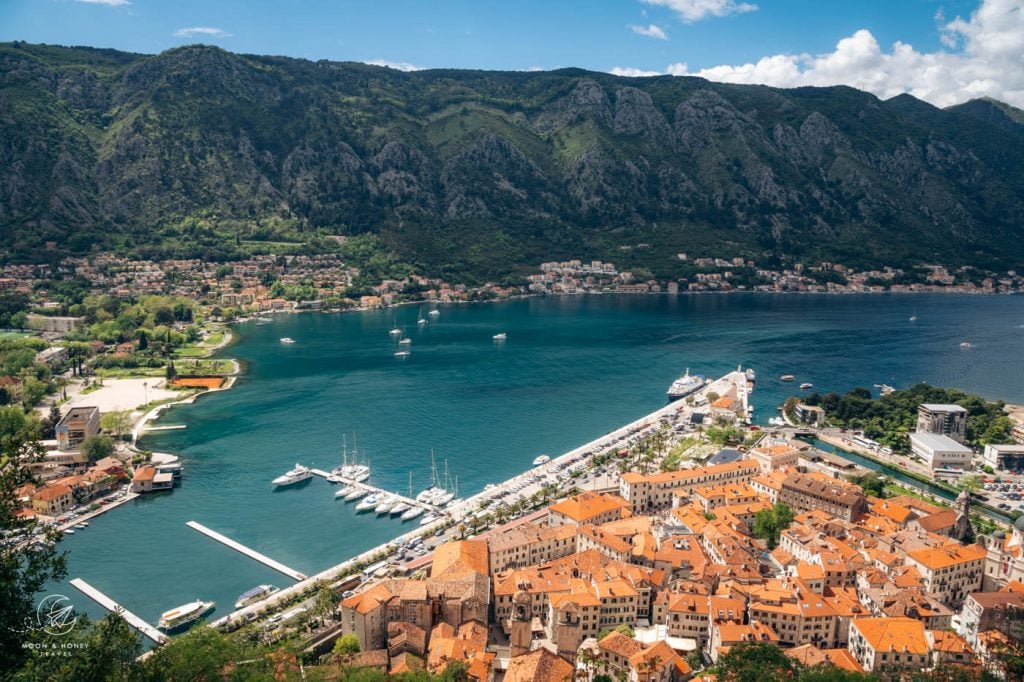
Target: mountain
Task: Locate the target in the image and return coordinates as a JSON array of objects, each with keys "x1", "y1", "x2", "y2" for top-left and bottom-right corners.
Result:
[{"x1": 2, "y1": 41, "x2": 1024, "y2": 277}]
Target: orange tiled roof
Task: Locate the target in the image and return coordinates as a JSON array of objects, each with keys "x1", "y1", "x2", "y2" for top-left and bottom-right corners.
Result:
[
  {"x1": 851, "y1": 617, "x2": 929, "y2": 655},
  {"x1": 504, "y1": 648, "x2": 574, "y2": 682},
  {"x1": 33, "y1": 483, "x2": 72, "y2": 502},
  {"x1": 432, "y1": 539, "x2": 489, "y2": 578},
  {"x1": 907, "y1": 544, "x2": 987, "y2": 571},
  {"x1": 549, "y1": 491, "x2": 629, "y2": 523}
]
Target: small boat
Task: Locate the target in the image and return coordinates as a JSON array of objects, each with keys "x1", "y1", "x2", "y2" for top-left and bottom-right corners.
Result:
[
  {"x1": 257, "y1": 317, "x2": 273, "y2": 323},
  {"x1": 417, "y1": 318, "x2": 427, "y2": 325},
  {"x1": 356, "y1": 494, "x2": 379, "y2": 511},
  {"x1": 345, "y1": 488, "x2": 368, "y2": 502},
  {"x1": 272, "y1": 463, "x2": 312, "y2": 487},
  {"x1": 428, "y1": 309, "x2": 440, "y2": 317},
  {"x1": 63, "y1": 529, "x2": 75, "y2": 535},
  {"x1": 779, "y1": 374, "x2": 796, "y2": 382},
  {"x1": 352, "y1": 470, "x2": 371, "y2": 482},
  {"x1": 159, "y1": 600, "x2": 215, "y2": 631},
  {"x1": 374, "y1": 495, "x2": 397, "y2": 514},
  {"x1": 533, "y1": 454, "x2": 551, "y2": 467},
  {"x1": 326, "y1": 474, "x2": 344, "y2": 484},
  {"x1": 909, "y1": 311, "x2": 917, "y2": 322},
  {"x1": 74, "y1": 523, "x2": 87, "y2": 529},
  {"x1": 390, "y1": 502, "x2": 411, "y2": 516},
  {"x1": 398, "y1": 337, "x2": 411, "y2": 346},
  {"x1": 446, "y1": 498, "x2": 463, "y2": 508},
  {"x1": 960, "y1": 341, "x2": 972, "y2": 349},
  {"x1": 389, "y1": 328, "x2": 402, "y2": 337},
  {"x1": 800, "y1": 383, "x2": 814, "y2": 390},
  {"x1": 280, "y1": 337, "x2": 295, "y2": 344},
  {"x1": 419, "y1": 512, "x2": 439, "y2": 526},
  {"x1": 334, "y1": 486, "x2": 353, "y2": 499},
  {"x1": 493, "y1": 332, "x2": 507, "y2": 341},
  {"x1": 401, "y1": 506, "x2": 424, "y2": 521},
  {"x1": 234, "y1": 585, "x2": 279, "y2": 610},
  {"x1": 745, "y1": 368, "x2": 756, "y2": 384},
  {"x1": 394, "y1": 351, "x2": 411, "y2": 358}
]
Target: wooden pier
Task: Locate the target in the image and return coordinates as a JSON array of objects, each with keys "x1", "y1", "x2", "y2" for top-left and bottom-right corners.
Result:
[
  {"x1": 185, "y1": 521, "x2": 307, "y2": 581},
  {"x1": 310, "y1": 469, "x2": 439, "y2": 513},
  {"x1": 70, "y1": 578, "x2": 167, "y2": 644}
]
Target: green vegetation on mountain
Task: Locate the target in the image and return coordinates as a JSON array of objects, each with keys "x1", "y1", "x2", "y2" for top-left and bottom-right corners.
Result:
[{"x1": 3, "y1": 41, "x2": 1024, "y2": 279}]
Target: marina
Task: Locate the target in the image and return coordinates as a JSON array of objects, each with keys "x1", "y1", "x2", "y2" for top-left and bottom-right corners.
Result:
[
  {"x1": 185, "y1": 521, "x2": 307, "y2": 581},
  {"x1": 309, "y1": 468, "x2": 440, "y2": 516},
  {"x1": 70, "y1": 578, "x2": 167, "y2": 644}
]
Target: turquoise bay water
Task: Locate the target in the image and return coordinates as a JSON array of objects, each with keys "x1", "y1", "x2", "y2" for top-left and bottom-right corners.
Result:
[{"x1": 52, "y1": 293, "x2": 1024, "y2": 629}]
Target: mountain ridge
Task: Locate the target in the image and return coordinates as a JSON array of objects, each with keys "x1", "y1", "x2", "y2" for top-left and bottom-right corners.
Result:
[{"x1": 2, "y1": 41, "x2": 1023, "y2": 277}]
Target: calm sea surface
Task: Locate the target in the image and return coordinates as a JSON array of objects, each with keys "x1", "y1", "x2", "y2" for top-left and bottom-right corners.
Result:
[{"x1": 51, "y1": 293, "x2": 1024, "y2": 629}]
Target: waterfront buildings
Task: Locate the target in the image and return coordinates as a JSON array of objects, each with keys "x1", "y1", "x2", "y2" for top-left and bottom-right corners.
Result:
[
  {"x1": 909, "y1": 432, "x2": 973, "y2": 472},
  {"x1": 55, "y1": 406, "x2": 100, "y2": 451},
  {"x1": 618, "y1": 460, "x2": 759, "y2": 511},
  {"x1": 916, "y1": 404, "x2": 969, "y2": 443},
  {"x1": 547, "y1": 491, "x2": 630, "y2": 528}
]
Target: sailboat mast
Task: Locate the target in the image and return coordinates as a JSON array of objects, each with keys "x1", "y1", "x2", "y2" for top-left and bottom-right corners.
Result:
[{"x1": 342, "y1": 434, "x2": 347, "y2": 467}]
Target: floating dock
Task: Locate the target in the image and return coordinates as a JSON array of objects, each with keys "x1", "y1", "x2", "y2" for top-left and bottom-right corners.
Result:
[
  {"x1": 185, "y1": 521, "x2": 307, "y2": 581},
  {"x1": 70, "y1": 578, "x2": 167, "y2": 644},
  {"x1": 143, "y1": 424, "x2": 187, "y2": 432},
  {"x1": 310, "y1": 469, "x2": 438, "y2": 513}
]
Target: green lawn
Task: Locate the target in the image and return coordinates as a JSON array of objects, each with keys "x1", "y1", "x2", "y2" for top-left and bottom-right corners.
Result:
[
  {"x1": 0, "y1": 331, "x2": 34, "y2": 340},
  {"x1": 94, "y1": 367, "x2": 167, "y2": 379},
  {"x1": 173, "y1": 346, "x2": 210, "y2": 358}
]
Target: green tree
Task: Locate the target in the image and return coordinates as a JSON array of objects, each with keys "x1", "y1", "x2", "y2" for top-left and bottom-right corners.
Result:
[
  {"x1": 0, "y1": 415, "x2": 66, "y2": 675},
  {"x1": 138, "y1": 626, "x2": 257, "y2": 681},
  {"x1": 752, "y1": 502, "x2": 795, "y2": 549},
  {"x1": 10, "y1": 311, "x2": 27, "y2": 330},
  {"x1": 81, "y1": 434, "x2": 115, "y2": 462},
  {"x1": 100, "y1": 411, "x2": 132, "y2": 443},
  {"x1": 715, "y1": 641, "x2": 797, "y2": 682},
  {"x1": 333, "y1": 633, "x2": 361, "y2": 656},
  {"x1": 960, "y1": 474, "x2": 982, "y2": 493},
  {"x1": 14, "y1": 612, "x2": 142, "y2": 681}
]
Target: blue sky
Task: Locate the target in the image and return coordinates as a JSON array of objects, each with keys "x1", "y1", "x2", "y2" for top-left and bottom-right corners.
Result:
[{"x1": 2, "y1": 1, "x2": 1021, "y2": 107}]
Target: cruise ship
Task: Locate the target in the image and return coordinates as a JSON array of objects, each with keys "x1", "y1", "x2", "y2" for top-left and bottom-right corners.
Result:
[
  {"x1": 272, "y1": 463, "x2": 312, "y2": 487},
  {"x1": 666, "y1": 369, "x2": 706, "y2": 402},
  {"x1": 158, "y1": 600, "x2": 215, "y2": 631}
]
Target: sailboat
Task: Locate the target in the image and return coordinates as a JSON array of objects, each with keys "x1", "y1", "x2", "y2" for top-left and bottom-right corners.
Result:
[
  {"x1": 433, "y1": 460, "x2": 455, "y2": 506},
  {"x1": 428, "y1": 308, "x2": 440, "y2": 318},
  {"x1": 389, "y1": 314, "x2": 402, "y2": 338},
  {"x1": 416, "y1": 451, "x2": 441, "y2": 503},
  {"x1": 390, "y1": 472, "x2": 415, "y2": 516},
  {"x1": 398, "y1": 328, "x2": 412, "y2": 346},
  {"x1": 910, "y1": 309, "x2": 918, "y2": 322},
  {"x1": 417, "y1": 307, "x2": 428, "y2": 326}
]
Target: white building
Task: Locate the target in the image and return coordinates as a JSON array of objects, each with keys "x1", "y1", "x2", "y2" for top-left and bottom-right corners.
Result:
[
  {"x1": 909, "y1": 432, "x2": 973, "y2": 471},
  {"x1": 982, "y1": 443, "x2": 1024, "y2": 471}
]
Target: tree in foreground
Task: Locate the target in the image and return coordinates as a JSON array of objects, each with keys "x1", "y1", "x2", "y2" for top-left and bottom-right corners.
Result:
[
  {"x1": 333, "y1": 633, "x2": 361, "y2": 656},
  {"x1": 713, "y1": 642, "x2": 798, "y2": 682},
  {"x1": 752, "y1": 502, "x2": 795, "y2": 549}
]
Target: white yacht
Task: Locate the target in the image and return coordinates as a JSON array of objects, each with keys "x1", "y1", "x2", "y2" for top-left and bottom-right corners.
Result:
[
  {"x1": 428, "y1": 309, "x2": 440, "y2": 317},
  {"x1": 158, "y1": 600, "x2": 215, "y2": 631},
  {"x1": 272, "y1": 464, "x2": 312, "y2": 487},
  {"x1": 532, "y1": 454, "x2": 551, "y2": 467},
  {"x1": 334, "y1": 486, "x2": 353, "y2": 499},
  {"x1": 492, "y1": 332, "x2": 507, "y2": 341},
  {"x1": 280, "y1": 337, "x2": 295, "y2": 344},
  {"x1": 390, "y1": 502, "x2": 411, "y2": 516},
  {"x1": 356, "y1": 494, "x2": 379, "y2": 511},
  {"x1": 395, "y1": 350, "x2": 411, "y2": 358},
  {"x1": 419, "y1": 512, "x2": 438, "y2": 526},
  {"x1": 344, "y1": 487, "x2": 368, "y2": 502},
  {"x1": 400, "y1": 506, "x2": 424, "y2": 521},
  {"x1": 374, "y1": 495, "x2": 397, "y2": 514},
  {"x1": 666, "y1": 368, "x2": 705, "y2": 401},
  {"x1": 417, "y1": 317, "x2": 427, "y2": 326},
  {"x1": 398, "y1": 336, "x2": 411, "y2": 346}
]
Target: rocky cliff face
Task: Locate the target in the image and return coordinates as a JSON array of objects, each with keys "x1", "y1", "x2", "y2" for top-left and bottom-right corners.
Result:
[{"x1": 2, "y1": 42, "x2": 1023, "y2": 272}]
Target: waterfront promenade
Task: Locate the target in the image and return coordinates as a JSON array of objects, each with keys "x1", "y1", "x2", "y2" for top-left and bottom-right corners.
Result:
[{"x1": 207, "y1": 370, "x2": 749, "y2": 629}]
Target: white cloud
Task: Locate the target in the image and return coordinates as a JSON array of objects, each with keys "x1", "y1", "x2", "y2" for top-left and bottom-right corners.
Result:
[
  {"x1": 641, "y1": 0, "x2": 757, "y2": 23},
  {"x1": 73, "y1": 0, "x2": 130, "y2": 6},
  {"x1": 630, "y1": 24, "x2": 669, "y2": 40},
  {"x1": 173, "y1": 27, "x2": 232, "y2": 39},
  {"x1": 365, "y1": 60, "x2": 425, "y2": 72},
  {"x1": 613, "y1": 0, "x2": 1024, "y2": 108},
  {"x1": 610, "y1": 66, "x2": 663, "y2": 77}
]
